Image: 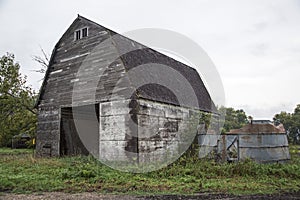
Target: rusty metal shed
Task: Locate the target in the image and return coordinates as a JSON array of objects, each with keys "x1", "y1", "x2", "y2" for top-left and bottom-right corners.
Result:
[{"x1": 198, "y1": 120, "x2": 290, "y2": 163}]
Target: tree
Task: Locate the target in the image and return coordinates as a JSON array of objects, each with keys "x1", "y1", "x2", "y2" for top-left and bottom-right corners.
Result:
[
  {"x1": 273, "y1": 105, "x2": 300, "y2": 144},
  {"x1": 219, "y1": 107, "x2": 249, "y2": 134},
  {"x1": 0, "y1": 53, "x2": 37, "y2": 147},
  {"x1": 32, "y1": 47, "x2": 49, "y2": 75}
]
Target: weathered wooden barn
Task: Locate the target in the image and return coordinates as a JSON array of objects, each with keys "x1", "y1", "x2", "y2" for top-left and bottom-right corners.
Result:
[{"x1": 35, "y1": 15, "x2": 217, "y2": 164}]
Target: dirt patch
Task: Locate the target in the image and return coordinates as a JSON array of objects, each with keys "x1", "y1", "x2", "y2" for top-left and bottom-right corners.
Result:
[
  {"x1": 1, "y1": 192, "x2": 300, "y2": 200},
  {"x1": 142, "y1": 192, "x2": 300, "y2": 199},
  {"x1": 0, "y1": 192, "x2": 134, "y2": 200}
]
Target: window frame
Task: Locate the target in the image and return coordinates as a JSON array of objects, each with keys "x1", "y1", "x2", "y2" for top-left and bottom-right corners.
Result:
[
  {"x1": 82, "y1": 27, "x2": 88, "y2": 38},
  {"x1": 74, "y1": 27, "x2": 89, "y2": 41},
  {"x1": 74, "y1": 29, "x2": 81, "y2": 41}
]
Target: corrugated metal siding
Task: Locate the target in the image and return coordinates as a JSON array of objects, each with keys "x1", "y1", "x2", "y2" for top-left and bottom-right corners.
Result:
[
  {"x1": 239, "y1": 147, "x2": 290, "y2": 163},
  {"x1": 198, "y1": 134, "x2": 220, "y2": 158},
  {"x1": 237, "y1": 134, "x2": 290, "y2": 162},
  {"x1": 198, "y1": 133, "x2": 290, "y2": 162},
  {"x1": 238, "y1": 134, "x2": 289, "y2": 148}
]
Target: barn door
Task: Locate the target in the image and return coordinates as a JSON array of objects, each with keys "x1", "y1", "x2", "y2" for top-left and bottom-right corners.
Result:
[{"x1": 60, "y1": 104, "x2": 99, "y2": 156}]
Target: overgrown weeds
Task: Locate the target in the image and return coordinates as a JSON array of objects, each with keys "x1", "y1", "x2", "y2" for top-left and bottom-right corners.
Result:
[{"x1": 0, "y1": 146, "x2": 299, "y2": 195}]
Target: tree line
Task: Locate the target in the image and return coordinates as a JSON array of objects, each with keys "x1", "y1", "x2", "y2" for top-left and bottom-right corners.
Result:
[
  {"x1": 273, "y1": 105, "x2": 300, "y2": 144},
  {"x1": 0, "y1": 53, "x2": 299, "y2": 147}
]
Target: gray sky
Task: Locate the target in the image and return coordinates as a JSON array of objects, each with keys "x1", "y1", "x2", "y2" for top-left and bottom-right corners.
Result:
[{"x1": 0, "y1": 0, "x2": 299, "y2": 119}]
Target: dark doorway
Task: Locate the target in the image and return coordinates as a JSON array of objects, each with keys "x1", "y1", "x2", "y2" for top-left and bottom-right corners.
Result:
[{"x1": 60, "y1": 104, "x2": 99, "y2": 156}]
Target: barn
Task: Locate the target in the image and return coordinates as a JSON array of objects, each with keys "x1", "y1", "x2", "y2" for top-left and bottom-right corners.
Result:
[{"x1": 35, "y1": 15, "x2": 218, "y2": 166}]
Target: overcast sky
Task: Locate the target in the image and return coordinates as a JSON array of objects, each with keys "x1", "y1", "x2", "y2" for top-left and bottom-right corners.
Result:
[{"x1": 0, "y1": 0, "x2": 299, "y2": 119}]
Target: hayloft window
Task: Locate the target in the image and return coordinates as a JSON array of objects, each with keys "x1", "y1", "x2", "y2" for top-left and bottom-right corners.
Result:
[
  {"x1": 74, "y1": 28, "x2": 88, "y2": 41},
  {"x1": 75, "y1": 30, "x2": 81, "y2": 41},
  {"x1": 82, "y1": 28, "x2": 88, "y2": 38}
]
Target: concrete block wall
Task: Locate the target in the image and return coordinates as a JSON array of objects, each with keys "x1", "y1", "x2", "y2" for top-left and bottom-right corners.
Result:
[
  {"x1": 99, "y1": 98, "x2": 212, "y2": 164},
  {"x1": 137, "y1": 99, "x2": 192, "y2": 164},
  {"x1": 99, "y1": 99, "x2": 136, "y2": 162}
]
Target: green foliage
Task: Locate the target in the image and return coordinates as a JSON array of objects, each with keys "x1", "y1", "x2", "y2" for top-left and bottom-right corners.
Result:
[
  {"x1": 0, "y1": 147, "x2": 299, "y2": 195},
  {"x1": 274, "y1": 105, "x2": 300, "y2": 144},
  {"x1": 0, "y1": 53, "x2": 37, "y2": 147},
  {"x1": 219, "y1": 107, "x2": 250, "y2": 134},
  {"x1": 182, "y1": 111, "x2": 212, "y2": 157}
]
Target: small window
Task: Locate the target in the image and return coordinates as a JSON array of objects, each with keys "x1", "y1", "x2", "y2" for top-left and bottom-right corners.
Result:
[
  {"x1": 75, "y1": 30, "x2": 81, "y2": 41},
  {"x1": 82, "y1": 28, "x2": 88, "y2": 38}
]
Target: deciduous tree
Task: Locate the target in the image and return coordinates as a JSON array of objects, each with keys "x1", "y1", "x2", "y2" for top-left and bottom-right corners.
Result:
[
  {"x1": 274, "y1": 105, "x2": 300, "y2": 144},
  {"x1": 0, "y1": 53, "x2": 36, "y2": 147},
  {"x1": 219, "y1": 107, "x2": 250, "y2": 134}
]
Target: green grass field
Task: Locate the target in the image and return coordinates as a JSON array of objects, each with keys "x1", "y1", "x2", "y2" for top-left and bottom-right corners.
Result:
[{"x1": 0, "y1": 146, "x2": 299, "y2": 195}]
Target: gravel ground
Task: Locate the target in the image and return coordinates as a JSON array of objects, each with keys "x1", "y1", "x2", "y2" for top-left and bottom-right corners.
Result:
[{"x1": 1, "y1": 192, "x2": 300, "y2": 200}]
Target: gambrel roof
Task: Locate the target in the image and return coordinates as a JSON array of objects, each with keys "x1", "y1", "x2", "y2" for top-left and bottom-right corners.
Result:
[{"x1": 35, "y1": 15, "x2": 216, "y2": 113}]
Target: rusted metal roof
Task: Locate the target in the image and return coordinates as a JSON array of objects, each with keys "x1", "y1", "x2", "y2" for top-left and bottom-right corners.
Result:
[{"x1": 227, "y1": 123, "x2": 285, "y2": 134}]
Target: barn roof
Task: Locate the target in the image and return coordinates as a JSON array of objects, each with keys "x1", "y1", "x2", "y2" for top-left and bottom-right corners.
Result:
[{"x1": 35, "y1": 15, "x2": 217, "y2": 113}]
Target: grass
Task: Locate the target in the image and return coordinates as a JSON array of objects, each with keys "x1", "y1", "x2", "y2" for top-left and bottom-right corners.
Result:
[
  {"x1": 0, "y1": 145, "x2": 299, "y2": 195},
  {"x1": 0, "y1": 147, "x2": 33, "y2": 155}
]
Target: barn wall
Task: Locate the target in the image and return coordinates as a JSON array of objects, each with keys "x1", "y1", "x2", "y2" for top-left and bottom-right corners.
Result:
[
  {"x1": 99, "y1": 98, "x2": 216, "y2": 164},
  {"x1": 36, "y1": 106, "x2": 60, "y2": 156},
  {"x1": 137, "y1": 99, "x2": 191, "y2": 164},
  {"x1": 36, "y1": 18, "x2": 133, "y2": 157},
  {"x1": 39, "y1": 24, "x2": 132, "y2": 108},
  {"x1": 99, "y1": 99, "x2": 136, "y2": 161},
  {"x1": 37, "y1": 98, "x2": 217, "y2": 158}
]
